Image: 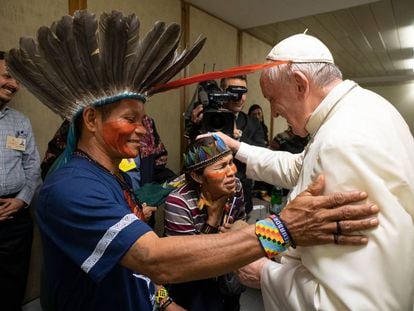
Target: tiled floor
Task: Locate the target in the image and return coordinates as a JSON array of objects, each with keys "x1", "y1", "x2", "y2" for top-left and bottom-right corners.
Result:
[{"x1": 241, "y1": 288, "x2": 265, "y2": 311}]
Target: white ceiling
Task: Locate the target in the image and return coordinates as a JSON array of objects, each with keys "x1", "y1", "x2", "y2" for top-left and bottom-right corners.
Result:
[
  {"x1": 187, "y1": 0, "x2": 379, "y2": 29},
  {"x1": 186, "y1": 0, "x2": 414, "y2": 85}
]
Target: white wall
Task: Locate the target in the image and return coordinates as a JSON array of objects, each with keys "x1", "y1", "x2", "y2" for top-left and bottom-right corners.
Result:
[
  {"x1": 240, "y1": 32, "x2": 288, "y2": 140},
  {"x1": 1, "y1": 0, "x2": 67, "y2": 160},
  {"x1": 185, "y1": 6, "x2": 239, "y2": 106},
  {"x1": 365, "y1": 82, "x2": 414, "y2": 136}
]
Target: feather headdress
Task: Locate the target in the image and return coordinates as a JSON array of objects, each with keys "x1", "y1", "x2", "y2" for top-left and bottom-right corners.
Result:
[
  {"x1": 5, "y1": 10, "x2": 206, "y2": 174},
  {"x1": 6, "y1": 10, "x2": 206, "y2": 120}
]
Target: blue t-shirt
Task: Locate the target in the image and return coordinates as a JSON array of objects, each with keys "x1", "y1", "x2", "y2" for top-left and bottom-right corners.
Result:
[{"x1": 37, "y1": 156, "x2": 155, "y2": 311}]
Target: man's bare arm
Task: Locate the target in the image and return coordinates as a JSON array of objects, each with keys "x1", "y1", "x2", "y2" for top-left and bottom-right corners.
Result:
[{"x1": 120, "y1": 176, "x2": 378, "y2": 284}]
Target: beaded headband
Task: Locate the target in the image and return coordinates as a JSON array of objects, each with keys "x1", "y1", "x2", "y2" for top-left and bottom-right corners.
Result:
[{"x1": 184, "y1": 135, "x2": 232, "y2": 172}]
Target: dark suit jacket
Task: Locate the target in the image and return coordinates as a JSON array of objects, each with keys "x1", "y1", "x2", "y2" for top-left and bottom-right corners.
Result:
[{"x1": 234, "y1": 112, "x2": 266, "y2": 213}]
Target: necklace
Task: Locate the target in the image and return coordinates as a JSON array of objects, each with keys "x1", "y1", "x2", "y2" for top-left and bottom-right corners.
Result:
[{"x1": 73, "y1": 149, "x2": 144, "y2": 220}]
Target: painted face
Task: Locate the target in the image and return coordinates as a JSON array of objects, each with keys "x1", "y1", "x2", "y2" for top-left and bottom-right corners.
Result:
[
  {"x1": 250, "y1": 108, "x2": 263, "y2": 122},
  {"x1": 100, "y1": 99, "x2": 147, "y2": 158},
  {"x1": 222, "y1": 78, "x2": 247, "y2": 113},
  {"x1": 200, "y1": 154, "x2": 237, "y2": 199},
  {"x1": 260, "y1": 72, "x2": 308, "y2": 137},
  {"x1": 0, "y1": 60, "x2": 19, "y2": 104}
]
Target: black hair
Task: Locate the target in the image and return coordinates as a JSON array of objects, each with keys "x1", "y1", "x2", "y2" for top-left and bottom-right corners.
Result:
[
  {"x1": 248, "y1": 104, "x2": 263, "y2": 116},
  {"x1": 220, "y1": 74, "x2": 247, "y2": 90},
  {"x1": 0, "y1": 51, "x2": 5, "y2": 60}
]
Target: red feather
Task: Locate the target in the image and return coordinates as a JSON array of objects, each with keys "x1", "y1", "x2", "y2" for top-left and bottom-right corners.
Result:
[{"x1": 151, "y1": 60, "x2": 289, "y2": 94}]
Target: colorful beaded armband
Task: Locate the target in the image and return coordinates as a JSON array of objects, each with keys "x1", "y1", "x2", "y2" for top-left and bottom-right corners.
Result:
[{"x1": 255, "y1": 217, "x2": 289, "y2": 258}]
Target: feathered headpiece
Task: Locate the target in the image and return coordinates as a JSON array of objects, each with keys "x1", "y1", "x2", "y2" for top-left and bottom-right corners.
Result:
[
  {"x1": 5, "y1": 10, "x2": 206, "y2": 120},
  {"x1": 5, "y1": 10, "x2": 206, "y2": 174},
  {"x1": 183, "y1": 134, "x2": 231, "y2": 172}
]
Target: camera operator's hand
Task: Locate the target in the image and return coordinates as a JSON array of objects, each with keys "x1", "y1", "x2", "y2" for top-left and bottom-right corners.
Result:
[
  {"x1": 191, "y1": 104, "x2": 204, "y2": 124},
  {"x1": 233, "y1": 120, "x2": 242, "y2": 140}
]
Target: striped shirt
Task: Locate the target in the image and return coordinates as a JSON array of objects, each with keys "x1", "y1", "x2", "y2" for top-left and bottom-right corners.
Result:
[
  {"x1": 164, "y1": 178, "x2": 246, "y2": 236},
  {"x1": 0, "y1": 106, "x2": 41, "y2": 204}
]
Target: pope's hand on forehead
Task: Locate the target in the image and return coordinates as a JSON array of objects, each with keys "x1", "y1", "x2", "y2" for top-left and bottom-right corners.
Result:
[{"x1": 195, "y1": 132, "x2": 241, "y2": 153}]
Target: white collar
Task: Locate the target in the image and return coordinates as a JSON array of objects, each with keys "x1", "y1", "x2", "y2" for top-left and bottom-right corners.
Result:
[{"x1": 306, "y1": 80, "x2": 357, "y2": 136}]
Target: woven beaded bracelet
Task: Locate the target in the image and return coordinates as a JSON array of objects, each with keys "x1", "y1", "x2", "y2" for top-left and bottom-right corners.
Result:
[
  {"x1": 269, "y1": 215, "x2": 291, "y2": 245},
  {"x1": 271, "y1": 214, "x2": 297, "y2": 249},
  {"x1": 255, "y1": 217, "x2": 288, "y2": 258}
]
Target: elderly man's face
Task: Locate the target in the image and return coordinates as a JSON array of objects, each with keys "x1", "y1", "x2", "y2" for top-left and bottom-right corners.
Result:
[
  {"x1": 0, "y1": 60, "x2": 19, "y2": 104},
  {"x1": 96, "y1": 98, "x2": 147, "y2": 159},
  {"x1": 260, "y1": 72, "x2": 308, "y2": 137}
]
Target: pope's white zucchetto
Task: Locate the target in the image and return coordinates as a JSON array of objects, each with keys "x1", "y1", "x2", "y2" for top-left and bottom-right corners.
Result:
[{"x1": 266, "y1": 34, "x2": 334, "y2": 64}]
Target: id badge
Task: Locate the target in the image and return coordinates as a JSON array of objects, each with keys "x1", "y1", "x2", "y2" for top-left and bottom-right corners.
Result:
[
  {"x1": 119, "y1": 158, "x2": 137, "y2": 172},
  {"x1": 6, "y1": 135, "x2": 26, "y2": 151}
]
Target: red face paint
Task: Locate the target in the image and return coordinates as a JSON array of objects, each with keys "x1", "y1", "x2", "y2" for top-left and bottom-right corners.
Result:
[
  {"x1": 202, "y1": 156, "x2": 237, "y2": 198},
  {"x1": 102, "y1": 120, "x2": 141, "y2": 158},
  {"x1": 229, "y1": 163, "x2": 237, "y2": 174},
  {"x1": 204, "y1": 169, "x2": 227, "y2": 180},
  {"x1": 204, "y1": 163, "x2": 237, "y2": 180},
  {"x1": 98, "y1": 99, "x2": 146, "y2": 158}
]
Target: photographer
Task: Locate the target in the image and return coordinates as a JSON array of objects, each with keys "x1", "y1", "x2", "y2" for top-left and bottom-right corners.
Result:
[{"x1": 184, "y1": 75, "x2": 266, "y2": 214}]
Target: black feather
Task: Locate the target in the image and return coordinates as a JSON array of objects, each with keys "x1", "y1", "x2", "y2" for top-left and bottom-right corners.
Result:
[
  {"x1": 129, "y1": 21, "x2": 166, "y2": 88},
  {"x1": 123, "y1": 14, "x2": 140, "y2": 84},
  {"x1": 6, "y1": 47, "x2": 72, "y2": 118},
  {"x1": 138, "y1": 23, "x2": 182, "y2": 90},
  {"x1": 99, "y1": 11, "x2": 129, "y2": 95},
  {"x1": 72, "y1": 11, "x2": 103, "y2": 98},
  {"x1": 55, "y1": 15, "x2": 96, "y2": 102},
  {"x1": 5, "y1": 10, "x2": 206, "y2": 120},
  {"x1": 37, "y1": 25, "x2": 83, "y2": 101},
  {"x1": 147, "y1": 36, "x2": 207, "y2": 95}
]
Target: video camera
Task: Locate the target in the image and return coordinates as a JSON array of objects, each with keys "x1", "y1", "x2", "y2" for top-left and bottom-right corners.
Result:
[{"x1": 196, "y1": 80, "x2": 247, "y2": 137}]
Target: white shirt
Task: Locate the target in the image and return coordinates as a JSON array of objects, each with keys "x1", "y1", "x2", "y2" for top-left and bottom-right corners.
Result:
[{"x1": 236, "y1": 80, "x2": 414, "y2": 311}]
